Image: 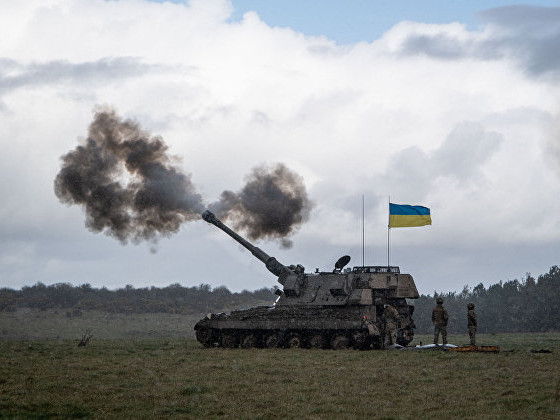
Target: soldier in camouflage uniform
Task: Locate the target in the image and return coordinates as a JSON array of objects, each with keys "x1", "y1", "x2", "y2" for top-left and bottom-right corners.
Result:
[
  {"x1": 467, "y1": 302, "x2": 477, "y2": 346},
  {"x1": 432, "y1": 297, "x2": 449, "y2": 346},
  {"x1": 383, "y1": 304, "x2": 399, "y2": 347}
]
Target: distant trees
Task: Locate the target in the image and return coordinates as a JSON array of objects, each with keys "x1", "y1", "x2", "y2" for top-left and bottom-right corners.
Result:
[
  {"x1": 411, "y1": 265, "x2": 560, "y2": 334},
  {"x1": 2, "y1": 264, "x2": 559, "y2": 334},
  {"x1": 0, "y1": 283, "x2": 275, "y2": 315}
]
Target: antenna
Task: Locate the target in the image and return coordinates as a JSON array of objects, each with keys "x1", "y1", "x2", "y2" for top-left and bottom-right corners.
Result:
[
  {"x1": 362, "y1": 195, "x2": 365, "y2": 267},
  {"x1": 387, "y1": 195, "x2": 390, "y2": 268}
]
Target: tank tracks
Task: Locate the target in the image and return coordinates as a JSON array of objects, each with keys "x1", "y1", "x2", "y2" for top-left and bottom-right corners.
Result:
[{"x1": 195, "y1": 325, "x2": 414, "y2": 350}]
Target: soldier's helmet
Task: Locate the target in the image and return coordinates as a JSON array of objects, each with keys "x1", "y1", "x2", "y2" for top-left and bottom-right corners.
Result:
[
  {"x1": 467, "y1": 303, "x2": 475, "y2": 309},
  {"x1": 436, "y1": 297, "x2": 443, "y2": 304}
]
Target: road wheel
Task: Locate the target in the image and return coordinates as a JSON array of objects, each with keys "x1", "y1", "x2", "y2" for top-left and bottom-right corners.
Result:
[
  {"x1": 286, "y1": 333, "x2": 302, "y2": 349},
  {"x1": 264, "y1": 333, "x2": 281, "y2": 348},
  {"x1": 331, "y1": 334, "x2": 349, "y2": 350},
  {"x1": 371, "y1": 337, "x2": 383, "y2": 350},
  {"x1": 241, "y1": 334, "x2": 258, "y2": 349},
  {"x1": 221, "y1": 332, "x2": 238, "y2": 348},
  {"x1": 195, "y1": 327, "x2": 214, "y2": 348},
  {"x1": 352, "y1": 332, "x2": 370, "y2": 350},
  {"x1": 308, "y1": 334, "x2": 325, "y2": 349}
]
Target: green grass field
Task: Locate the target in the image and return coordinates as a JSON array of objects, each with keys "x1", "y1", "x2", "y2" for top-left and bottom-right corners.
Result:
[
  {"x1": 1, "y1": 328, "x2": 559, "y2": 419},
  {"x1": 0, "y1": 308, "x2": 200, "y2": 341}
]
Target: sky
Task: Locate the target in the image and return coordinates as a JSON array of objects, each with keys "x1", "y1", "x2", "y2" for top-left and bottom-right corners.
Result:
[{"x1": 1, "y1": 0, "x2": 560, "y2": 295}]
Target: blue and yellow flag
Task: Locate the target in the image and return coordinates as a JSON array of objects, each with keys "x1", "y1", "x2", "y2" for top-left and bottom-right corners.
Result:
[{"x1": 389, "y1": 203, "x2": 431, "y2": 228}]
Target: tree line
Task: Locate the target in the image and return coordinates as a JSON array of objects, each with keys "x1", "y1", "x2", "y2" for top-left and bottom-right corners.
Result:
[
  {"x1": 0, "y1": 282, "x2": 276, "y2": 315},
  {"x1": 1, "y1": 265, "x2": 559, "y2": 333},
  {"x1": 411, "y1": 265, "x2": 560, "y2": 334}
]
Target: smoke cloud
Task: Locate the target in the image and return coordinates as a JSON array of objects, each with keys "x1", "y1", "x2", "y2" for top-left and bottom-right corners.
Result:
[
  {"x1": 211, "y1": 163, "x2": 312, "y2": 248},
  {"x1": 55, "y1": 108, "x2": 312, "y2": 246},
  {"x1": 54, "y1": 107, "x2": 204, "y2": 243}
]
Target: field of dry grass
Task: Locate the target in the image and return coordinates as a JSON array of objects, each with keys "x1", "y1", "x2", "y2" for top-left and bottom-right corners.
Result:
[
  {"x1": 0, "y1": 330, "x2": 559, "y2": 419},
  {"x1": 0, "y1": 308, "x2": 199, "y2": 340}
]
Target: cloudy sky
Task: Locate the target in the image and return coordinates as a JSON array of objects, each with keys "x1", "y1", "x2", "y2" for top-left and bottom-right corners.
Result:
[{"x1": 1, "y1": 0, "x2": 560, "y2": 295}]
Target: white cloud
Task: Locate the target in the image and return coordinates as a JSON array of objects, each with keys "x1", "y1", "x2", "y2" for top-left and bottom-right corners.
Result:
[
  {"x1": 394, "y1": 5, "x2": 560, "y2": 79},
  {"x1": 0, "y1": 0, "x2": 559, "y2": 293}
]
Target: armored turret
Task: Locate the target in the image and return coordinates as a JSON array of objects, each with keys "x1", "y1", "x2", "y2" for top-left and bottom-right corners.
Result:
[{"x1": 195, "y1": 210, "x2": 419, "y2": 349}]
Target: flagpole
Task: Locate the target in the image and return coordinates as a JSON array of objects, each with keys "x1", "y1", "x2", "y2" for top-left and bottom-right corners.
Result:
[
  {"x1": 387, "y1": 196, "x2": 391, "y2": 268},
  {"x1": 362, "y1": 195, "x2": 365, "y2": 267}
]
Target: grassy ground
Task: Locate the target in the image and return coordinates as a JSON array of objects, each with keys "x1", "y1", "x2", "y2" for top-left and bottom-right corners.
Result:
[
  {"x1": 0, "y1": 333, "x2": 559, "y2": 419},
  {"x1": 0, "y1": 308, "x2": 200, "y2": 340}
]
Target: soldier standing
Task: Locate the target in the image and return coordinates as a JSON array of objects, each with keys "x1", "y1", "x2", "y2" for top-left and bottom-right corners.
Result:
[
  {"x1": 432, "y1": 297, "x2": 448, "y2": 346},
  {"x1": 383, "y1": 304, "x2": 399, "y2": 347},
  {"x1": 467, "y1": 303, "x2": 477, "y2": 346}
]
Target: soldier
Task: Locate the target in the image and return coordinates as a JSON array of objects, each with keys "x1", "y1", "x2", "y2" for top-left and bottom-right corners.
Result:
[
  {"x1": 383, "y1": 304, "x2": 399, "y2": 347},
  {"x1": 467, "y1": 302, "x2": 477, "y2": 346},
  {"x1": 432, "y1": 297, "x2": 448, "y2": 346}
]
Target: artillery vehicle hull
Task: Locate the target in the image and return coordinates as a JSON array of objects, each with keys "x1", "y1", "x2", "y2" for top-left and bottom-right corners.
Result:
[
  {"x1": 195, "y1": 211, "x2": 419, "y2": 349},
  {"x1": 195, "y1": 298, "x2": 415, "y2": 350}
]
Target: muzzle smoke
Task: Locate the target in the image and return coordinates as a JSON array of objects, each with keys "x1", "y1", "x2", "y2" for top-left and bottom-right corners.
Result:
[
  {"x1": 54, "y1": 108, "x2": 312, "y2": 247},
  {"x1": 211, "y1": 164, "x2": 311, "y2": 249}
]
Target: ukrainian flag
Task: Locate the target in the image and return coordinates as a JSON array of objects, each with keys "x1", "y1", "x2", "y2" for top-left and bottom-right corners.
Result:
[{"x1": 389, "y1": 203, "x2": 432, "y2": 228}]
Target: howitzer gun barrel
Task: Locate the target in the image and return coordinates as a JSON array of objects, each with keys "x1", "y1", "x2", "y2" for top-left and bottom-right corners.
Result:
[{"x1": 202, "y1": 210, "x2": 294, "y2": 278}]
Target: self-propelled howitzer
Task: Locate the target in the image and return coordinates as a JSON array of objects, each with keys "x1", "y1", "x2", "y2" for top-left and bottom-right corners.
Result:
[{"x1": 194, "y1": 210, "x2": 419, "y2": 350}]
